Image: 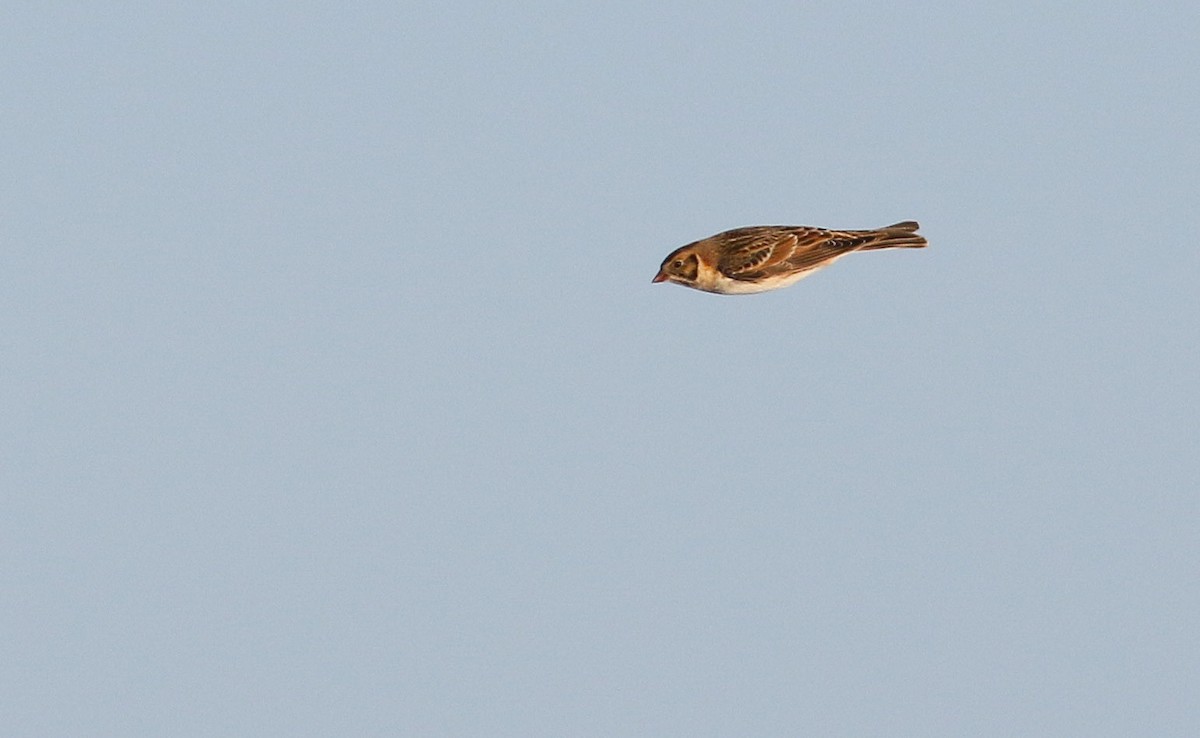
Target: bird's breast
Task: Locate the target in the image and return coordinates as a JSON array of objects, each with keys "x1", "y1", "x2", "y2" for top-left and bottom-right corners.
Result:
[{"x1": 703, "y1": 267, "x2": 821, "y2": 294}]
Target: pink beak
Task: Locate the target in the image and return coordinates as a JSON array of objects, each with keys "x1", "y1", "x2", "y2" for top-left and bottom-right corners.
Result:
[{"x1": 652, "y1": 271, "x2": 668, "y2": 283}]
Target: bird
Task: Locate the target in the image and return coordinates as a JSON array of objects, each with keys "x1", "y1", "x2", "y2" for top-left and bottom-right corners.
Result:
[{"x1": 652, "y1": 220, "x2": 926, "y2": 294}]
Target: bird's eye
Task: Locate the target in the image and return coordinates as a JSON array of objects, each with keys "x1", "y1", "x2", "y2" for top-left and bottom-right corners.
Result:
[{"x1": 672, "y1": 260, "x2": 684, "y2": 269}]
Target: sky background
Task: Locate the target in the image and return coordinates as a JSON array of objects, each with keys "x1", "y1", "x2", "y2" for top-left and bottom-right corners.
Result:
[{"x1": 3, "y1": 1, "x2": 1198, "y2": 735}]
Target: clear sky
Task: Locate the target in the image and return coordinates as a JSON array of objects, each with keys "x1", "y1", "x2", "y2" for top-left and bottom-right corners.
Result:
[{"x1": 3, "y1": 2, "x2": 1198, "y2": 735}]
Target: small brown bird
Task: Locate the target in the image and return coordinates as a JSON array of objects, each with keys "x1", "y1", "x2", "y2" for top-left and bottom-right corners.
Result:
[{"x1": 652, "y1": 220, "x2": 926, "y2": 294}]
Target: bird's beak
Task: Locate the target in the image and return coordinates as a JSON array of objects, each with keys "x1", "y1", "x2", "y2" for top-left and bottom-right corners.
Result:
[{"x1": 652, "y1": 270, "x2": 668, "y2": 283}]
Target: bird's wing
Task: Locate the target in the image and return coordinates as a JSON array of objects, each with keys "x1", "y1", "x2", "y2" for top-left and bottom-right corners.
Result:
[
  {"x1": 775, "y1": 229, "x2": 884, "y2": 271},
  {"x1": 715, "y1": 228, "x2": 801, "y2": 278},
  {"x1": 721, "y1": 226, "x2": 881, "y2": 280}
]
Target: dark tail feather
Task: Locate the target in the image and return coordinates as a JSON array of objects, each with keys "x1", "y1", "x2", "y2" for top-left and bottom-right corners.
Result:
[{"x1": 859, "y1": 220, "x2": 926, "y2": 250}]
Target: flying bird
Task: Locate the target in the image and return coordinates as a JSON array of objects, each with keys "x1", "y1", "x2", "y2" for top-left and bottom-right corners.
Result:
[{"x1": 652, "y1": 221, "x2": 926, "y2": 294}]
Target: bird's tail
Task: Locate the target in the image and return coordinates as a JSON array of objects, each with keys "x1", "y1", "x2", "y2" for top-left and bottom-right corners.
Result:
[{"x1": 856, "y1": 220, "x2": 927, "y2": 250}]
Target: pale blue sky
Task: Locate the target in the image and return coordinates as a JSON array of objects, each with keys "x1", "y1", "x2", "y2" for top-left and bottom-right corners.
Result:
[{"x1": 3, "y1": 2, "x2": 1198, "y2": 735}]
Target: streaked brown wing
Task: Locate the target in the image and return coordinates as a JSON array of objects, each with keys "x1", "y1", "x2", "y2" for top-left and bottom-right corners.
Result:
[
  {"x1": 720, "y1": 226, "x2": 873, "y2": 281},
  {"x1": 773, "y1": 229, "x2": 879, "y2": 272},
  {"x1": 714, "y1": 227, "x2": 801, "y2": 278}
]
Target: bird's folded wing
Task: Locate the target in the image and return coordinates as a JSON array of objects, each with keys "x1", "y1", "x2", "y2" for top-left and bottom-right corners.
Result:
[
  {"x1": 717, "y1": 230, "x2": 800, "y2": 277},
  {"x1": 722, "y1": 227, "x2": 876, "y2": 280}
]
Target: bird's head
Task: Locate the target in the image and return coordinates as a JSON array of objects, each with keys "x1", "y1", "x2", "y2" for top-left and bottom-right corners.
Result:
[{"x1": 652, "y1": 247, "x2": 700, "y2": 286}]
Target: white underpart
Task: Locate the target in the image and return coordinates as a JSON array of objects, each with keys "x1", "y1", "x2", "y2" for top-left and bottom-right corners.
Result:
[{"x1": 695, "y1": 254, "x2": 848, "y2": 294}]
